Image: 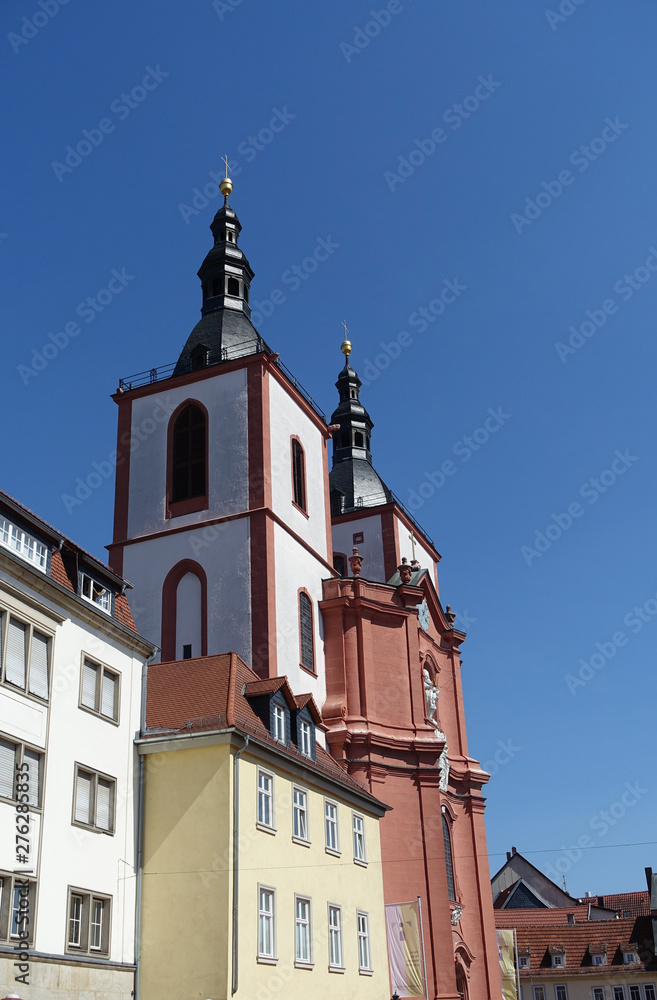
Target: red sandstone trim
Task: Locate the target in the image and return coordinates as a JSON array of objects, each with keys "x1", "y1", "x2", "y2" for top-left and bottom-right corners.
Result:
[
  {"x1": 110, "y1": 396, "x2": 133, "y2": 575},
  {"x1": 161, "y1": 559, "x2": 208, "y2": 661},
  {"x1": 249, "y1": 510, "x2": 277, "y2": 679},
  {"x1": 290, "y1": 435, "x2": 308, "y2": 517},
  {"x1": 322, "y1": 436, "x2": 333, "y2": 562}
]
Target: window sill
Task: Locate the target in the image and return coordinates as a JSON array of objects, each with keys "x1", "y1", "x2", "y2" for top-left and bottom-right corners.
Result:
[
  {"x1": 292, "y1": 836, "x2": 311, "y2": 848},
  {"x1": 166, "y1": 494, "x2": 208, "y2": 519},
  {"x1": 294, "y1": 961, "x2": 314, "y2": 970},
  {"x1": 71, "y1": 820, "x2": 114, "y2": 837},
  {"x1": 256, "y1": 823, "x2": 277, "y2": 836},
  {"x1": 325, "y1": 847, "x2": 341, "y2": 858},
  {"x1": 79, "y1": 703, "x2": 120, "y2": 727},
  {"x1": 353, "y1": 858, "x2": 368, "y2": 868},
  {"x1": 2, "y1": 680, "x2": 50, "y2": 705},
  {"x1": 257, "y1": 956, "x2": 278, "y2": 966},
  {"x1": 291, "y1": 500, "x2": 310, "y2": 520},
  {"x1": 0, "y1": 794, "x2": 42, "y2": 812},
  {"x1": 299, "y1": 663, "x2": 317, "y2": 678},
  {"x1": 329, "y1": 965, "x2": 345, "y2": 974},
  {"x1": 359, "y1": 968, "x2": 374, "y2": 976}
]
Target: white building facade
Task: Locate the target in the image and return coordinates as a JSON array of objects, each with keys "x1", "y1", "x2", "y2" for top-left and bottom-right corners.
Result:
[{"x1": 0, "y1": 490, "x2": 153, "y2": 999}]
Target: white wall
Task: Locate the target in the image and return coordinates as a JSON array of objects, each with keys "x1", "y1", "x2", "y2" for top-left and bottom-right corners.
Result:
[
  {"x1": 396, "y1": 514, "x2": 439, "y2": 590},
  {"x1": 273, "y1": 522, "x2": 327, "y2": 711},
  {"x1": 268, "y1": 377, "x2": 329, "y2": 561},
  {"x1": 126, "y1": 369, "x2": 249, "y2": 539},
  {"x1": 331, "y1": 514, "x2": 385, "y2": 582},
  {"x1": 123, "y1": 516, "x2": 252, "y2": 665}
]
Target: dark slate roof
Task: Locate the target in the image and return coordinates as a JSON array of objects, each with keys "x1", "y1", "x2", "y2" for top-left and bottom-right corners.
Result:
[
  {"x1": 329, "y1": 457, "x2": 392, "y2": 511},
  {"x1": 173, "y1": 308, "x2": 266, "y2": 375}
]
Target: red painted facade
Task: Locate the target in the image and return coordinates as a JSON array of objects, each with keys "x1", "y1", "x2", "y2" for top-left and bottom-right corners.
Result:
[{"x1": 321, "y1": 568, "x2": 502, "y2": 1000}]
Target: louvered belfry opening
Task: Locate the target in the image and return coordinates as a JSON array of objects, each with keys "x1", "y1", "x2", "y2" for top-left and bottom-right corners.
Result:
[
  {"x1": 172, "y1": 405, "x2": 206, "y2": 502},
  {"x1": 299, "y1": 592, "x2": 313, "y2": 671},
  {"x1": 292, "y1": 439, "x2": 306, "y2": 511}
]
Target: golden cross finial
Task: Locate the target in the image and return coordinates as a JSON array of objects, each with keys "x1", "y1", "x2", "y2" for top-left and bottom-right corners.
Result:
[
  {"x1": 409, "y1": 531, "x2": 417, "y2": 559},
  {"x1": 340, "y1": 319, "x2": 352, "y2": 359},
  {"x1": 221, "y1": 154, "x2": 230, "y2": 179},
  {"x1": 219, "y1": 154, "x2": 233, "y2": 198}
]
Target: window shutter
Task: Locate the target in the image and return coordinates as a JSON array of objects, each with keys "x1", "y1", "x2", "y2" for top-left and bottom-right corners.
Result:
[
  {"x1": 101, "y1": 672, "x2": 117, "y2": 719},
  {"x1": 81, "y1": 661, "x2": 97, "y2": 709},
  {"x1": 75, "y1": 772, "x2": 92, "y2": 824},
  {"x1": 23, "y1": 750, "x2": 40, "y2": 806},
  {"x1": 29, "y1": 632, "x2": 49, "y2": 699},
  {"x1": 299, "y1": 593, "x2": 313, "y2": 671},
  {"x1": 6, "y1": 619, "x2": 27, "y2": 687},
  {"x1": 0, "y1": 740, "x2": 16, "y2": 799},
  {"x1": 96, "y1": 780, "x2": 111, "y2": 830}
]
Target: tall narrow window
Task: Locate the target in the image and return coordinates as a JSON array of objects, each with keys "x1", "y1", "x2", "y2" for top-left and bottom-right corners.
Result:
[
  {"x1": 291, "y1": 439, "x2": 306, "y2": 511},
  {"x1": 328, "y1": 905, "x2": 343, "y2": 969},
  {"x1": 171, "y1": 405, "x2": 206, "y2": 503},
  {"x1": 295, "y1": 896, "x2": 311, "y2": 965},
  {"x1": 258, "y1": 886, "x2": 275, "y2": 960},
  {"x1": 273, "y1": 705, "x2": 286, "y2": 744},
  {"x1": 325, "y1": 800, "x2": 339, "y2": 853},
  {"x1": 293, "y1": 787, "x2": 308, "y2": 841},
  {"x1": 68, "y1": 893, "x2": 83, "y2": 947},
  {"x1": 258, "y1": 770, "x2": 274, "y2": 829},
  {"x1": 299, "y1": 592, "x2": 314, "y2": 673},
  {"x1": 357, "y1": 911, "x2": 372, "y2": 972},
  {"x1": 352, "y1": 813, "x2": 366, "y2": 863},
  {"x1": 442, "y1": 813, "x2": 456, "y2": 901}
]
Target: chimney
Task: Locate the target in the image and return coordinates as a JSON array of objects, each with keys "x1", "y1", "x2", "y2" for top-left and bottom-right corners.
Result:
[{"x1": 512, "y1": 846, "x2": 517, "y2": 855}]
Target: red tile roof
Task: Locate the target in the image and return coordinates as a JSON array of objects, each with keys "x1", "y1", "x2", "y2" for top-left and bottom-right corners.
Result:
[
  {"x1": 594, "y1": 892, "x2": 651, "y2": 918},
  {"x1": 495, "y1": 912, "x2": 655, "y2": 978},
  {"x1": 145, "y1": 652, "x2": 388, "y2": 810},
  {"x1": 50, "y1": 550, "x2": 74, "y2": 592},
  {"x1": 114, "y1": 593, "x2": 137, "y2": 630}
]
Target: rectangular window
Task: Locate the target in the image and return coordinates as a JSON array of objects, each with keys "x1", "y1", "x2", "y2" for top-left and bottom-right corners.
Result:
[
  {"x1": 532, "y1": 989, "x2": 546, "y2": 1000},
  {"x1": 328, "y1": 904, "x2": 343, "y2": 969},
  {"x1": 292, "y1": 439, "x2": 306, "y2": 511},
  {"x1": 66, "y1": 888, "x2": 110, "y2": 955},
  {"x1": 518, "y1": 955, "x2": 530, "y2": 969},
  {"x1": 593, "y1": 954, "x2": 605, "y2": 966},
  {"x1": 612, "y1": 989, "x2": 625, "y2": 1000},
  {"x1": 645, "y1": 988, "x2": 657, "y2": 1000},
  {"x1": 352, "y1": 813, "x2": 366, "y2": 863},
  {"x1": 625, "y1": 953, "x2": 639, "y2": 965},
  {"x1": 273, "y1": 705, "x2": 286, "y2": 744},
  {"x1": 555, "y1": 987, "x2": 568, "y2": 1000},
  {"x1": 295, "y1": 896, "x2": 311, "y2": 965},
  {"x1": 258, "y1": 770, "x2": 274, "y2": 829},
  {"x1": 80, "y1": 573, "x2": 111, "y2": 614},
  {"x1": 0, "y1": 738, "x2": 42, "y2": 806},
  {"x1": 293, "y1": 787, "x2": 308, "y2": 841},
  {"x1": 357, "y1": 910, "x2": 372, "y2": 972},
  {"x1": 324, "y1": 800, "x2": 339, "y2": 853},
  {"x1": 0, "y1": 872, "x2": 35, "y2": 944},
  {"x1": 0, "y1": 610, "x2": 51, "y2": 700},
  {"x1": 552, "y1": 954, "x2": 564, "y2": 967},
  {"x1": 592, "y1": 990, "x2": 605, "y2": 1000},
  {"x1": 299, "y1": 720, "x2": 311, "y2": 757},
  {"x1": 258, "y1": 886, "x2": 275, "y2": 960},
  {"x1": 0, "y1": 517, "x2": 47, "y2": 571},
  {"x1": 80, "y1": 657, "x2": 119, "y2": 722},
  {"x1": 73, "y1": 766, "x2": 115, "y2": 833},
  {"x1": 629, "y1": 989, "x2": 641, "y2": 1000}
]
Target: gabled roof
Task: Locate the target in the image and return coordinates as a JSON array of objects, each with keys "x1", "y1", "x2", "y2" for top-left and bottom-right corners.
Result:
[
  {"x1": 497, "y1": 879, "x2": 551, "y2": 910},
  {"x1": 144, "y1": 652, "x2": 388, "y2": 813}
]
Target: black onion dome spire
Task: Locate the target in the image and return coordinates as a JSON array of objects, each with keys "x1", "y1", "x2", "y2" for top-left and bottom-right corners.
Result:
[
  {"x1": 328, "y1": 329, "x2": 392, "y2": 514},
  {"x1": 174, "y1": 174, "x2": 267, "y2": 375}
]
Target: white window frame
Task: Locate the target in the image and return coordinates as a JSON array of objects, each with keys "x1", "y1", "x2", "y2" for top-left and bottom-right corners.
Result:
[
  {"x1": 624, "y1": 951, "x2": 639, "y2": 965},
  {"x1": 66, "y1": 887, "x2": 110, "y2": 956},
  {"x1": 552, "y1": 953, "x2": 565, "y2": 968},
  {"x1": 257, "y1": 769, "x2": 275, "y2": 832},
  {"x1": 299, "y1": 719, "x2": 312, "y2": 757},
  {"x1": 0, "y1": 872, "x2": 35, "y2": 944},
  {"x1": 533, "y1": 988, "x2": 546, "y2": 1000},
  {"x1": 592, "y1": 953, "x2": 605, "y2": 966},
  {"x1": 73, "y1": 765, "x2": 115, "y2": 834},
  {"x1": 629, "y1": 988, "x2": 641, "y2": 1000},
  {"x1": 555, "y1": 985, "x2": 569, "y2": 1000},
  {"x1": 0, "y1": 517, "x2": 48, "y2": 572},
  {"x1": 257, "y1": 885, "x2": 276, "y2": 962},
  {"x1": 273, "y1": 704, "x2": 286, "y2": 744},
  {"x1": 352, "y1": 812, "x2": 366, "y2": 864},
  {"x1": 294, "y1": 895, "x2": 312, "y2": 967},
  {"x1": 0, "y1": 609, "x2": 51, "y2": 701},
  {"x1": 357, "y1": 910, "x2": 372, "y2": 973},
  {"x1": 324, "y1": 799, "x2": 340, "y2": 855},
  {"x1": 613, "y1": 988, "x2": 625, "y2": 1000},
  {"x1": 79, "y1": 656, "x2": 120, "y2": 723},
  {"x1": 0, "y1": 737, "x2": 43, "y2": 807},
  {"x1": 79, "y1": 572, "x2": 111, "y2": 614},
  {"x1": 292, "y1": 786, "x2": 309, "y2": 843},
  {"x1": 644, "y1": 987, "x2": 657, "y2": 1000},
  {"x1": 518, "y1": 955, "x2": 530, "y2": 969},
  {"x1": 592, "y1": 989, "x2": 606, "y2": 1000},
  {"x1": 328, "y1": 903, "x2": 343, "y2": 971}
]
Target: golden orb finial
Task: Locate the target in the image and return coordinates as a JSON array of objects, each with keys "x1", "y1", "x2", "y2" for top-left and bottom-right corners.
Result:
[
  {"x1": 341, "y1": 319, "x2": 352, "y2": 359},
  {"x1": 220, "y1": 154, "x2": 233, "y2": 198}
]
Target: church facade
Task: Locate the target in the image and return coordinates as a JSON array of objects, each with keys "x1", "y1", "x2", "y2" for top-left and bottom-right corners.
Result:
[{"x1": 109, "y1": 175, "x2": 502, "y2": 1000}]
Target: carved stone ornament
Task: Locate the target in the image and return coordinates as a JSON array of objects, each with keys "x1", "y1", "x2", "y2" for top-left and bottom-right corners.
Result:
[
  {"x1": 438, "y1": 744, "x2": 450, "y2": 792},
  {"x1": 398, "y1": 557, "x2": 413, "y2": 585},
  {"x1": 423, "y1": 667, "x2": 438, "y2": 721},
  {"x1": 349, "y1": 546, "x2": 363, "y2": 578},
  {"x1": 450, "y1": 905, "x2": 463, "y2": 926},
  {"x1": 444, "y1": 604, "x2": 456, "y2": 628}
]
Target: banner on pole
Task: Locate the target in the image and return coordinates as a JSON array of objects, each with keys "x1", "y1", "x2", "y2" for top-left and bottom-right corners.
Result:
[
  {"x1": 385, "y1": 901, "x2": 425, "y2": 998},
  {"x1": 497, "y1": 928, "x2": 518, "y2": 1000}
]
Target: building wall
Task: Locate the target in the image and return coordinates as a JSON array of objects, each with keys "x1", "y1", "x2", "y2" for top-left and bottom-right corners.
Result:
[
  {"x1": 331, "y1": 514, "x2": 385, "y2": 582},
  {"x1": 520, "y1": 973, "x2": 657, "y2": 999},
  {"x1": 0, "y1": 956, "x2": 134, "y2": 1000}
]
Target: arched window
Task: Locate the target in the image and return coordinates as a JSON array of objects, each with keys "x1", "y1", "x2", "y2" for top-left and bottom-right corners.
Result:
[
  {"x1": 172, "y1": 405, "x2": 206, "y2": 503},
  {"x1": 442, "y1": 813, "x2": 456, "y2": 901},
  {"x1": 161, "y1": 560, "x2": 208, "y2": 661},
  {"x1": 291, "y1": 438, "x2": 306, "y2": 512},
  {"x1": 299, "y1": 591, "x2": 314, "y2": 673}
]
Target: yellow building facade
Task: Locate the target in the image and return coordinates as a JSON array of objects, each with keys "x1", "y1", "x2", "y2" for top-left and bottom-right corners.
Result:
[{"x1": 137, "y1": 655, "x2": 390, "y2": 1000}]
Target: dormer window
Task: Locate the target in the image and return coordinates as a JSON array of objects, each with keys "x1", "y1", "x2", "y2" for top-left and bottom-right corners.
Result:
[
  {"x1": 273, "y1": 704, "x2": 286, "y2": 744},
  {"x1": 80, "y1": 573, "x2": 111, "y2": 614},
  {"x1": 191, "y1": 344, "x2": 209, "y2": 370},
  {"x1": 518, "y1": 955, "x2": 530, "y2": 969},
  {"x1": 592, "y1": 954, "x2": 605, "y2": 966},
  {"x1": 550, "y1": 951, "x2": 565, "y2": 969},
  {"x1": 299, "y1": 720, "x2": 311, "y2": 757},
  {"x1": 0, "y1": 517, "x2": 48, "y2": 572},
  {"x1": 623, "y1": 950, "x2": 639, "y2": 965}
]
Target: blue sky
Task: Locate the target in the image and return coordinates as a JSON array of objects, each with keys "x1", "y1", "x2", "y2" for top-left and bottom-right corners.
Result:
[{"x1": 2, "y1": 0, "x2": 656, "y2": 894}]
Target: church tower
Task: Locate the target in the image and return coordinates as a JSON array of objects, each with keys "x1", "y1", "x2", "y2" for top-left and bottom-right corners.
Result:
[
  {"x1": 108, "y1": 177, "x2": 333, "y2": 702},
  {"x1": 322, "y1": 342, "x2": 502, "y2": 1000}
]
